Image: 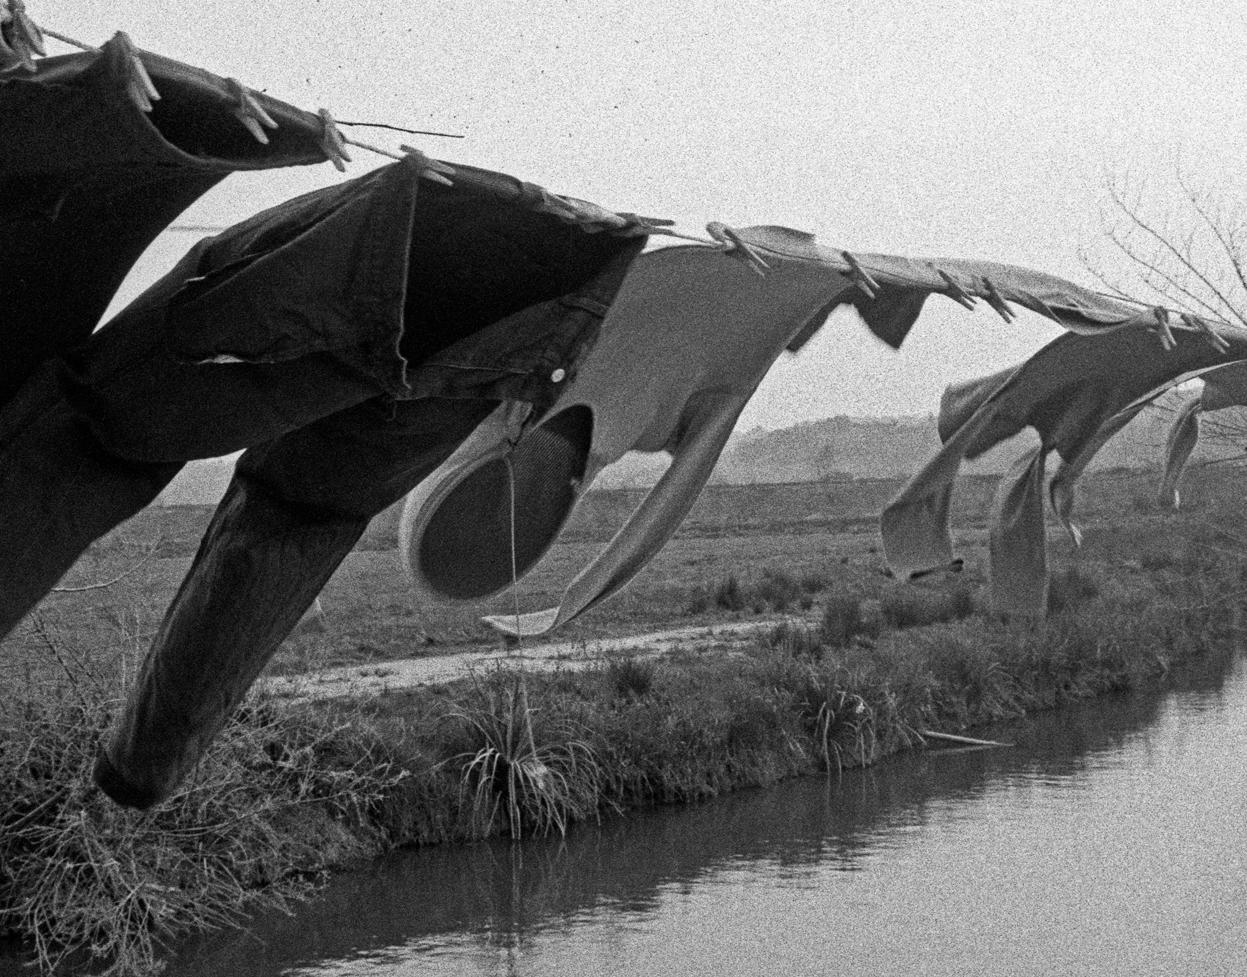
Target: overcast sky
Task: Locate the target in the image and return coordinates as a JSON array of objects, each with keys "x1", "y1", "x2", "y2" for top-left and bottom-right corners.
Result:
[{"x1": 51, "y1": 0, "x2": 1247, "y2": 429}]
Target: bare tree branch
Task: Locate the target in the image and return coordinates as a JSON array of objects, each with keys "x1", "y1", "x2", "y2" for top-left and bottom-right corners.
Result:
[
  {"x1": 1103, "y1": 177, "x2": 1247, "y2": 328},
  {"x1": 1177, "y1": 168, "x2": 1247, "y2": 305},
  {"x1": 1103, "y1": 226, "x2": 1227, "y2": 321}
]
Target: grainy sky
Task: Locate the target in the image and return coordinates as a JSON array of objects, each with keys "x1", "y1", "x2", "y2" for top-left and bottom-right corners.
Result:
[{"x1": 51, "y1": 0, "x2": 1247, "y2": 428}]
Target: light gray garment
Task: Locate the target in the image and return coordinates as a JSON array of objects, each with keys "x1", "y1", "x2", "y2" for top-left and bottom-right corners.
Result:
[
  {"x1": 884, "y1": 322, "x2": 1247, "y2": 615},
  {"x1": 1157, "y1": 361, "x2": 1247, "y2": 509},
  {"x1": 400, "y1": 228, "x2": 1222, "y2": 635}
]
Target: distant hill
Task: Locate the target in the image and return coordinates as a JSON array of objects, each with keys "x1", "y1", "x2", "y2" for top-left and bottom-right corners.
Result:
[
  {"x1": 155, "y1": 400, "x2": 1247, "y2": 502},
  {"x1": 595, "y1": 400, "x2": 1233, "y2": 488}
]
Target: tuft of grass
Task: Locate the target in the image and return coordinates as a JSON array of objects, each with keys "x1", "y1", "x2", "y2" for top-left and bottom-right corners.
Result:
[
  {"x1": 755, "y1": 568, "x2": 801, "y2": 612},
  {"x1": 448, "y1": 672, "x2": 608, "y2": 840},
  {"x1": 713, "y1": 574, "x2": 745, "y2": 612},
  {"x1": 880, "y1": 584, "x2": 977, "y2": 629},
  {"x1": 683, "y1": 592, "x2": 710, "y2": 615},
  {"x1": 819, "y1": 593, "x2": 868, "y2": 647},
  {"x1": 1046, "y1": 566, "x2": 1101, "y2": 615},
  {"x1": 763, "y1": 621, "x2": 822, "y2": 659},
  {"x1": 605, "y1": 656, "x2": 657, "y2": 700},
  {"x1": 799, "y1": 571, "x2": 829, "y2": 594},
  {"x1": 755, "y1": 654, "x2": 877, "y2": 774}
]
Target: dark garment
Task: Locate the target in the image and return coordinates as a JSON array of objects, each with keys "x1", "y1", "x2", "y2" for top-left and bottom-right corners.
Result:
[
  {"x1": 154, "y1": 155, "x2": 641, "y2": 403},
  {"x1": 0, "y1": 32, "x2": 329, "y2": 404},
  {"x1": 93, "y1": 394, "x2": 500, "y2": 809},
  {"x1": 0, "y1": 151, "x2": 643, "y2": 808}
]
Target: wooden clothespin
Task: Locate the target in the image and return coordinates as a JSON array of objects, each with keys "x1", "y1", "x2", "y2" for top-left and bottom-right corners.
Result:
[
  {"x1": 226, "y1": 78, "x2": 277, "y2": 145},
  {"x1": 549, "y1": 195, "x2": 631, "y2": 233},
  {"x1": 605, "y1": 213, "x2": 677, "y2": 238},
  {"x1": 111, "y1": 33, "x2": 160, "y2": 112},
  {"x1": 937, "y1": 269, "x2": 977, "y2": 310},
  {"x1": 841, "y1": 251, "x2": 880, "y2": 299},
  {"x1": 129, "y1": 57, "x2": 160, "y2": 112},
  {"x1": 707, "y1": 222, "x2": 769, "y2": 277},
  {"x1": 1180, "y1": 313, "x2": 1230, "y2": 354},
  {"x1": 1151, "y1": 307, "x2": 1178, "y2": 352},
  {"x1": 0, "y1": 0, "x2": 44, "y2": 73},
  {"x1": 318, "y1": 108, "x2": 352, "y2": 171},
  {"x1": 398, "y1": 145, "x2": 456, "y2": 186},
  {"x1": 981, "y1": 277, "x2": 1016, "y2": 323}
]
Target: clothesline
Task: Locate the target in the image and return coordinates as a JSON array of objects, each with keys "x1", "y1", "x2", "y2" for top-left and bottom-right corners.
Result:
[
  {"x1": 9, "y1": 9, "x2": 738, "y2": 258},
  {"x1": 19, "y1": 5, "x2": 1208, "y2": 311}
]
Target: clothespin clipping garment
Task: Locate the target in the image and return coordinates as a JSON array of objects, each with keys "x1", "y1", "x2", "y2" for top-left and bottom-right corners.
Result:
[
  {"x1": 112, "y1": 32, "x2": 160, "y2": 112},
  {"x1": 0, "y1": 0, "x2": 44, "y2": 72},
  {"x1": 1151, "y1": 307, "x2": 1178, "y2": 352},
  {"x1": 539, "y1": 193, "x2": 632, "y2": 234},
  {"x1": 615, "y1": 213, "x2": 679, "y2": 236},
  {"x1": 317, "y1": 108, "x2": 352, "y2": 171},
  {"x1": 1181, "y1": 313, "x2": 1230, "y2": 354},
  {"x1": 226, "y1": 78, "x2": 278, "y2": 144},
  {"x1": 841, "y1": 251, "x2": 880, "y2": 299},
  {"x1": 706, "y1": 222, "x2": 769, "y2": 276},
  {"x1": 981, "y1": 278, "x2": 1016, "y2": 323},
  {"x1": 937, "y1": 269, "x2": 977, "y2": 310},
  {"x1": 398, "y1": 145, "x2": 456, "y2": 186}
]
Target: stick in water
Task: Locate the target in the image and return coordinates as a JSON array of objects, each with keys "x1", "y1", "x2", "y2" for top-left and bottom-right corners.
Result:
[{"x1": 918, "y1": 729, "x2": 1013, "y2": 748}]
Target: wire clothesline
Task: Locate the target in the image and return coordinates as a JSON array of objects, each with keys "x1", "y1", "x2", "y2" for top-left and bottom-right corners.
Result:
[{"x1": 6, "y1": 11, "x2": 737, "y2": 252}]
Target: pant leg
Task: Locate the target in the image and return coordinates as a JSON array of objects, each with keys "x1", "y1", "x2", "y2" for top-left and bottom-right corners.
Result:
[
  {"x1": 0, "y1": 307, "x2": 387, "y2": 642},
  {"x1": 94, "y1": 395, "x2": 498, "y2": 808},
  {"x1": 0, "y1": 362, "x2": 181, "y2": 636}
]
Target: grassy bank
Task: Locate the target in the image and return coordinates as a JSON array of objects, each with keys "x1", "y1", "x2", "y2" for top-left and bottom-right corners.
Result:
[{"x1": 3, "y1": 469, "x2": 1246, "y2": 975}]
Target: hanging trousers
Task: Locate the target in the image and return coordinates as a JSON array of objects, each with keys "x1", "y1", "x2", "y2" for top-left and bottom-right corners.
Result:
[{"x1": 0, "y1": 326, "x2": 496, "y2": 808}]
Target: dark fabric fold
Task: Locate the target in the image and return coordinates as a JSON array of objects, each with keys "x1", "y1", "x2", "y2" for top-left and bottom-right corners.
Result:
[{"x1": 0, "y1": 32, "x2": 329, "y2": 404}]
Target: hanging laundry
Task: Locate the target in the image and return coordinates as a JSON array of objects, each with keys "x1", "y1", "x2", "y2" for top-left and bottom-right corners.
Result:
[
  {"x1": 883, "y1": 324, "x2": 1247, "y2": 615},
  {"x1": 0, "y1": 32, "x2": 333, "y2": 405},
  {"x1": 9, "y1": 23, "x2": 1239, "y2": 812},
  {"x1": 400, "y1": 237, "x2": 1220, "y2": 637},
  {"x1": 1156, "y1": 360, "x2": 1247, "y2": 509}
]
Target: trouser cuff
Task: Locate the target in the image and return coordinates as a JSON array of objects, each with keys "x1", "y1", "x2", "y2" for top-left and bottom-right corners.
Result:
[{"x1": 92, "y1": 747, "x2": 163, "y2": 810}]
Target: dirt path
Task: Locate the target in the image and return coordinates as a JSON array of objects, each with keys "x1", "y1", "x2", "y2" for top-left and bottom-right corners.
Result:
[{"x1": 263, "y1": 619, "x2": 786, "y2": 702}]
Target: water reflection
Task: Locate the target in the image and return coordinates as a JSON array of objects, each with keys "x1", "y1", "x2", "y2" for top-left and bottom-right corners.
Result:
[{"x1": 156, "y1": 655, "x2": 1244, "y2": 977}]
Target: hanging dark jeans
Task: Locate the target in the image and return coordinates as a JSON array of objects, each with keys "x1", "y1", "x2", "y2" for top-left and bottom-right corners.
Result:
[
  {"x1": 0, "y1": 156, "x2": 644, "y2": 808},
  {"x1": 0, "y1": 342, "x2": 496, "y2": 808}
]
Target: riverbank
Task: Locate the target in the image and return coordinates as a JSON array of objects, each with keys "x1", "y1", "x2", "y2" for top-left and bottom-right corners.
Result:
[
  {"x1": 3, "y1": 557, "x2": 1241, "y2": 976},
  {"x1": 3, "y1": 469, "x2": 1246, "y2": 975}
]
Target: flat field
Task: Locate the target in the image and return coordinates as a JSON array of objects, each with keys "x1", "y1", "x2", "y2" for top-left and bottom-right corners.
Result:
[{"x1": 3, "y1": 463, "x2": 1240, "y2": 683}]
